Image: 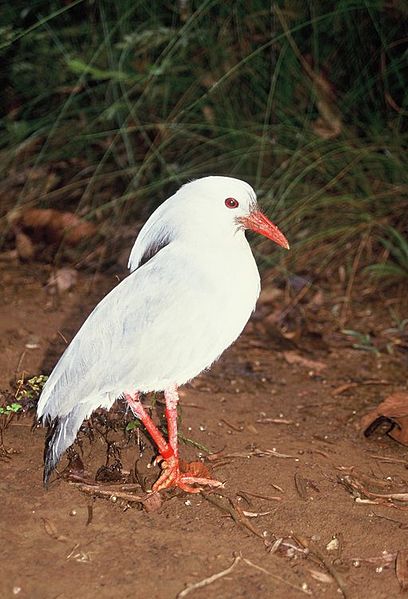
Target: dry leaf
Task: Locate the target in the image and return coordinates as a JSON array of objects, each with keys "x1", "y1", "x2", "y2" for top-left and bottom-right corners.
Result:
[
  {"x1": 396, "y1": 550, "x2": 408, "y2": 592},
  {"x1": 19, "y1": 208, "x2": 96, "y2": 247},
  {"x1": 283, "y1": 351, "x2": 326, "y2": 372},
  {"x1": 361, "y1": 392, "x2": 408, "y2": 446},
  {"x1": 15, "y1": 231, "x2": 35, "y2": 261},
  {"x1": 42, "y1": 518, "x2": 68, "y2": 542},
  {"x1": 202, "y1": 105, "x2": 215, "y2": 125},
  {"x1": 47, "y1": 267, "x2": 78, "y2": 294},
  {"x1": 242, "y1": 510, "x2": 273, "y2": 518},
  {"x1": 142, "y1": 492, "x2": 163, "y2": 513},
  {"x1": 258, "y1": 287, "x2": 284, "y2": 304},
  {"x1": 309, "y1": 569, "x2": 334, "y2": 584}
]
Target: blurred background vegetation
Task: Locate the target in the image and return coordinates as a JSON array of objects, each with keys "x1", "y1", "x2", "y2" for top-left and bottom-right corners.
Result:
[{"x1": 1, "y1": 0, "x2": 407, "y2": 281}]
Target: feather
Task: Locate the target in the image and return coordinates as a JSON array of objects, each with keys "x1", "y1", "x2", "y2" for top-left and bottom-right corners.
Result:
[{"x1": 37, "y1": 176, "x2": 287, "y2": 483}]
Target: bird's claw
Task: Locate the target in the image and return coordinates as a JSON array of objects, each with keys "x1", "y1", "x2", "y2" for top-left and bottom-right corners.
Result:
[{"x1": 152, "y1": 455, "x2": 223, "y2": 494}]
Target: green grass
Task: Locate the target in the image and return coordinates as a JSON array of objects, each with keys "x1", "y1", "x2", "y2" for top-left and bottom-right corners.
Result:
[{"x1": 1, "y1": 1, "x2": 407, "y2": 277}]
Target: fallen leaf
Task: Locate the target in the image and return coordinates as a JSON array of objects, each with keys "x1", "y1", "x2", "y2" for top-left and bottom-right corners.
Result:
[
  {"x1": 47, "y1": 267, "x2": 78, "y2": 294},
  {"x1": 42, "y1": 518, "x2": 68, "y2": 542},
  {"x1": 361, "y1": 392, "x2": 408, "y2": 446},
  {"x1": 142, "y1": 492, "x2": 163, "y2": 513},
  {"x1": 396, "y1": 550, "x2": 408, "y2": 592},
  {"x1": 258, "y1": 287, "x2": 283, "y2": 304},
  {"x1": 283, "y1": 351, "x2": 326, "y2": 372},
  {"x1": 309, "y1": 569, "x2": 334, "y2": 584},
  {"x1": 18, "y1": 208, "x2": 97, "y2": 247},
  {"x1": 242, "y1": 510, "x2": 273, "y2": 518},
  {"x1": 15, "y1": 231, "x2": 35, "y2": 261}
]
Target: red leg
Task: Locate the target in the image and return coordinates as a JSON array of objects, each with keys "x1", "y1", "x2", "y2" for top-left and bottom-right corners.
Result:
[
  {"x1": 125, "y1": 390, "x2": 222, "y2": 493},
  {"x1": 165, "y1": 385, "x2": 179, "y2": 457},
  {"x1": 152, "y1": 386, "x2": 223, "y2": 493},
  {"x1": 125, "y1": 393, "x2": 173, "y2": 460}
]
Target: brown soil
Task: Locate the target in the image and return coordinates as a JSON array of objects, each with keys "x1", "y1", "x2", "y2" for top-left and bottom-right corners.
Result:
[{"x1": 1, "y1": 262, "x2": 408, "y2": 599}]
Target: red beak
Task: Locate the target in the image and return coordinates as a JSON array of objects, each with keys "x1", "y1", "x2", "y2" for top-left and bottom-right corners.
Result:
[{"x1": 240, "y1": 210, "x2": 290, "y2": 250}]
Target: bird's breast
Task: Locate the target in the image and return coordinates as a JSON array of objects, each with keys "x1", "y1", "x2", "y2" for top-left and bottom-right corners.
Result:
[{"x1": 190, "y1": 241, "x2": 260, "y2": 351}]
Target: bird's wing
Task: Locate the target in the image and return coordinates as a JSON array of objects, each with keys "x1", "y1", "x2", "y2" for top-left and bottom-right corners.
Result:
[
  {"x1": 37, "y1": 243, "x2": 205, "y2": 421},
  {"x1": 128, "y1": 198, "x2": 176, "y2": 272}
]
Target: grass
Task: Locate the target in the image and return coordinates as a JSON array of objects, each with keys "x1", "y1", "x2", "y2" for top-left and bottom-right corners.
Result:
[
  {"x1": 1, "y1": 1, "x2": 407, "y2": 279},
  {"x1": 365, "y1": 226, "x2": 408, "y2": 281}
]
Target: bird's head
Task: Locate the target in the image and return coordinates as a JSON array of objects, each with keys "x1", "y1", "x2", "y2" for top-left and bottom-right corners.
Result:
[{"x1": 179, "y1": 176, "x2": 289, "y2": 250}]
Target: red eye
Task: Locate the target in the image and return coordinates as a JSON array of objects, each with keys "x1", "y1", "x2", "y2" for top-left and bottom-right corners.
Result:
[{"x1": 225, "y1": 197, "x2": 239, "y2": 209}]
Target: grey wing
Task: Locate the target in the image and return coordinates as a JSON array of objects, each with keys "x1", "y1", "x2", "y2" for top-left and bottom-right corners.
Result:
[
  {"x1": 37, "y1": 265, "x2": 160, "y2": 421},
  {"x1": 38, "y1": 256, "x2": 176, "y2": 482}
]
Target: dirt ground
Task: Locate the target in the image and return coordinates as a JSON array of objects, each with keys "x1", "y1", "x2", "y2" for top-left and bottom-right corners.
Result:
[{"x1": 1, "y1": 261, "x2": 408, "y2": 599}]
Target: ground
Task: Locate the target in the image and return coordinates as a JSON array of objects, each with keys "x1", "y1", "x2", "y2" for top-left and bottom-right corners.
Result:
[{"x1": 1, "y1": 261, "x2": 408, "y2": 599}]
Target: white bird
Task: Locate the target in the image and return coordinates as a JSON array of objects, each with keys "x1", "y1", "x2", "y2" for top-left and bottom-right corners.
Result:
[{"x1": 37, "y1": 176, "x2": 289, "y2": 493}]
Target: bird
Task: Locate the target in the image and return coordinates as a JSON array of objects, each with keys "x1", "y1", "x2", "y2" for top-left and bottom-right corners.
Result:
[{"x1": 37, "y1": 175, "x2": 289, "y2": 493}]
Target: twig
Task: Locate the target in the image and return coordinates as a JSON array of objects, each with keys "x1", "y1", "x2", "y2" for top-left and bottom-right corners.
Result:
[
  {"x1": 176, "y1": 555, "x2": 242, "y2": 598},
  {"x1": 371, "y1": 512, "x2": 408, "y2": 529},
  {"x1": 177, "y1": 554, "x2": 312, "y2": 598},
  {"x1": 339, "y1": 474, "x2": 408, "y2": 503},
  {"x1": 73, "y1": 482, "x2": 144, "y2": 503},
  {"x1": 238, "y1": 489, "x2": 282, "y2": 502},
  {"x1": 86, "y1": 501, "x2": 94, "y2": 526},
  {"x1": 200, "y1": 492, "x2": 264, "y2": 539},
  {"x1": 253, "y1": 448, "x2": 299, "y2": 460},
  {"x1": 57, "y1": 330, "x2": 69, "y2": 345},
  {"x1": 256, "y1": 418, "x2": 294, "y2": 425},
  {"x1": 332, "y1": 379, "x2": 392, "y2": 396},
  {"x1": 15, "y1": 351, "x2": 26, "y2": 377},
  {"x1": 219, "y1": 418, "x2": 243, "y2": 432},
  {"x1": 243, "y1": 558, "x2": 312, "y2": 595},
  {"x1": 296, "y1": 536, "x2": 347, "y2": 598},
  {"x1": 370, "y1": 454, "x2": 408, "y2": 467}
]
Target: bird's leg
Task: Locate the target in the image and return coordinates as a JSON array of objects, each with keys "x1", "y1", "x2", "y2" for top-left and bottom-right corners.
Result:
[
  {"x1": 125, "y1": 393, "x2": 174, "y2": 461},
  {"x1": 164, "y1": 384, "x2": 179, "y2": 457},
  {"x1": 152, "y1": 385, "x2": 223, "y2": 494}
]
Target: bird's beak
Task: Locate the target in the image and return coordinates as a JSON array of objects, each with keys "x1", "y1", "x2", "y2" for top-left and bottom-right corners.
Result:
[{"x1": 239, "y1": 210, "x2": 290, "y2": 250}]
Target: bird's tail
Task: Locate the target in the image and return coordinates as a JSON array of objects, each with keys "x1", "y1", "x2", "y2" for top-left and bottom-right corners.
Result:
[{"x1": 43, "y1": 404, "x2": 86, "y2": 485}]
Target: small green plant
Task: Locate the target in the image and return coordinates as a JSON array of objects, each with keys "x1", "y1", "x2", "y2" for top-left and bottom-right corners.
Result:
[
  {"x1": 342, "y1": 329, "x2": 380, "y2": 356},
  {"x1": 15, "y1": 374, "x2": 48, "y2": 404},
  {"x1": 0, "y1": 397, "x2": 22, "y2": 450},
  {"x1": 125, "y1": 420, "x2": 141, "y2": 432},
  {"x1": 0, "y1": 402, "x2": 22, "y2": 416},
  {"x1": 0, "y1": 375, "x2": 48, "y2": 449}
]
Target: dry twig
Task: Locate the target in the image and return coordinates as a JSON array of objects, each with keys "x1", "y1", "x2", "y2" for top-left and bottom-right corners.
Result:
[
  {"x1": 238, "y1": 489, "x2": 282, "y2": 502},
  {"x1": 176, "y1": 555, "x2": 242, "y2": 598},
  {"x1": 200, "y1": 492, "x2": 264, "y2": 539},
  {"x1": 296, "y1": 536, "x2": 347, "y2": 598},
  {"x1": 332, "y1": 379, "x2": 392, "y2": 396},
  {"x1": 177, "y1": 554, "x2": 312, "y2": 598}
]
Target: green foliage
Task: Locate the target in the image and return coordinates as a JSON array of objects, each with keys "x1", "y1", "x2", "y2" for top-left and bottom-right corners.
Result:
[
  {"x1": 125, "y1": 419, "x2": 141, "y2": 432},
  {"x1": 0, "y1": 1, "x2": 407, "y2": 271},
  {"x1": 365, "y1": 227, "x2": 408, "y2": 281},
  {"x1": 342, "y1": 329, "x2": 380, "y2": 355},
  {"x1": 15, "y1": 375, "x2": 49, "y2": 404},
  {"x1": 0, "y1": 402, "x2": 23, "y2": 416}
]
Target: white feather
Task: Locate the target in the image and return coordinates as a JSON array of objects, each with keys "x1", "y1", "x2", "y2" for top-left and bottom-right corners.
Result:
[{"x1": 37, "y1": 176, "x2": 263, "y2": 476}]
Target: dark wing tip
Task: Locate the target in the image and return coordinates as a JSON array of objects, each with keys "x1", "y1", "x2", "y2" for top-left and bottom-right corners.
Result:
[{"x1": 42, "y1": 417, "x2": 61, "y2": 486}]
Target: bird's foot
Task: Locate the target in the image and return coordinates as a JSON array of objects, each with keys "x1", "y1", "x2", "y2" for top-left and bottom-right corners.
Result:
[{"x1": 152, "y1": 455, "x2": 223, "y2": 494}]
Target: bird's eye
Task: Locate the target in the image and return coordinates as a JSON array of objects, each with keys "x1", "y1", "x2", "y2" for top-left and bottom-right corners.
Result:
[{"x1": 225, "y1": 197, "x2": 239, "y2": 209}]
